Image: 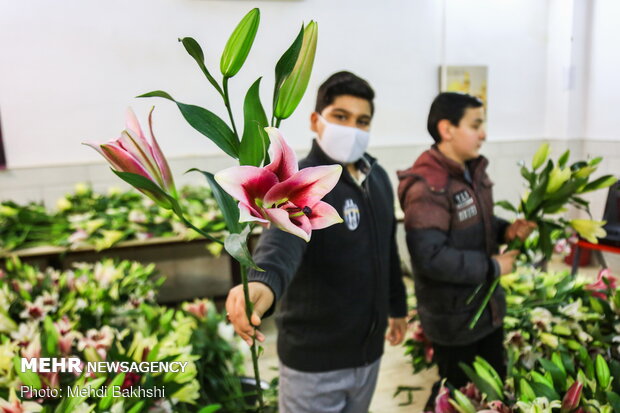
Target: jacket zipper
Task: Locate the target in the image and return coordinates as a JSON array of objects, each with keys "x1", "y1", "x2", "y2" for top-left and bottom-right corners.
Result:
[{"x1": 359, "y1": 170, "x2": 382, "y2": 364}]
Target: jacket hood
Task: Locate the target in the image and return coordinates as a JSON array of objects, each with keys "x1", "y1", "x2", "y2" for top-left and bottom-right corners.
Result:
[{"x1": 397, "y1": 146, "x2": 488, "y2": 204}]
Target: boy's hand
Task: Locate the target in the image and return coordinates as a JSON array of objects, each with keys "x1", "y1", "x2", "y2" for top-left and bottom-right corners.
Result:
[
  {"x1": 493, "y1": 250, "x2": 519, "y2": 276},
  {"x1": 386, "y1": 317, "x2": 407, "y2": 346},
  {"x1": 225, "y1": 282, "x2": 274, "y2": 346},
  {"x1": 505, "y1": 219, "x2": 537, "y2": 242}
]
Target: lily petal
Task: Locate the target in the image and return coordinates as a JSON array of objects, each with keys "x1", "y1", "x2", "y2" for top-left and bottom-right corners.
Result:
[
  {"x1": 264, "y1": 208, "x2": 311, "y2": 242},
  {"x1": 239, "y1": 202, "x2": 269, "y2": 225},
  {"x1": 264, "y1": 164, "x2": 342, "y2": 208},
  {"x1": 307, "y1": 201, "x2": 343, "y2": 229},
  {"x1": 125, "y1": 107, "x2": 147, "y2": 142},
  {"x1": 95, "y1": 142, "x2": 156, "y2": 182},
  {"x1": 147, "y1": 107, "x2": 176, "y2": 195},
  {"x1": 215, "y1": 166, "x2": 278, "y2": 216},
  {"x1": 118, "y1": 130, "x2": 163, "y2": 186},
  {"x1": 264, "y1": 127, "x2": 298, "y2": 181}
]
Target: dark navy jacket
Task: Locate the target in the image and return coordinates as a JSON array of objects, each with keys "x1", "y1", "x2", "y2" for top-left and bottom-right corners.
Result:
[{"x1": 249, "y1": 140, "x2": 407, "y2": 372}]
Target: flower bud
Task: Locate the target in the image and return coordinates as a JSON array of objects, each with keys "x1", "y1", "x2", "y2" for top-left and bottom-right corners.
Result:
[
  {"x1": 220, "y1": 8, "x2": 260, "y2": 77},
  {"x1": 561, "y1": 381, "x2": 583, "y2": 413},
  {"x1": 274, "y1": 21, "x2": 318, "y2": 120},
  {"x1": 596, "y1": 354, "x2": 611, "y2": 389}
]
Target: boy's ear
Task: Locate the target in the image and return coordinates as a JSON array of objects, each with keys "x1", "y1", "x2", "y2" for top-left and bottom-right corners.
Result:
[
  {"x1": 437, "y1": 119, "x2": 452, "y2": 143},
  {"x1": 310, "y1": 112, "x2": 320, "y2": 133}
]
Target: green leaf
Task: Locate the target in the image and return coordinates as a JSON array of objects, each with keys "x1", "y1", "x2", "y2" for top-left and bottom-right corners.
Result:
[
  {"x1": 561, "y1": 352, "x2": 576, "y2": 376},
  {"x1": 43, "y1": 316, "x2": 59, "y2": 356},
  {"x1": 580, "y1": 175, "x2": 617, "y2": 193},
  {"x1": 220, "y1": 8, "x2": 260, "y2": 77},
  {"x1": 459, "y1": 363, "x2": 501, "y2": 401},
  {"x1": 240, "y1": 78, "x2": 269, "y2": 166},
  {"x1": 273, "y1": 25, "x2": 304, "y2": 112},
  {"x1": 525, "y1": 164, "x2": 550, "y2": 217},
  {"x1": 519, "y1": 378, "x2": 536, "y2": 402},
  {"x1": 610, "y1": 360, "x2": 620, "y2": 393},
  {"x1": 138, "y1": 91, "x2": 239, "y2": 159},
  {"x1": 529, "y1": 381, "x2": 561, "y2": 401},
  {"x1": 13, "y1": 356, "x2": 41, "y2": 389},
  {"x1": 179, "y1": 37, "x2": 223, "y2": 95},
  {"x1": 532, "y1": 143, "x2": 550, "y2": 170},
  {"x1": 111, "y1": 169, "x2": 173, "y2": 210},
  {"x1": 474, "y1": 356, "x2": 503, "y2": 391},
  {"x1": 225, "y1": 226, "x2": 262, "y2": 271},
  {"x1": 189, "y1": 169, "x2": 241, "y2": 234},
  {"x1": 98, "y1": 373, "x2": 126, "y2": 410},
  {"x1": 538, "y1": 221, "x2": 553, "y2": 261},
  {"x1": 607, "y1": 391, "x2": 620, "y2": 413},
  {"x1": 496, "y1": 200, "x2": 517, "y2": 213},
  {"x1": 198, "y1": 405, "x2": 222, "y2": 413},
  {"x1": 558, "y1": 149, "x2": 571, "y2": 168},
  {"x1": 521, "y1": 166, "x2": 535, "y2": 187},
  {"x1": 589, "y1": 156, "x2": 603, "y2": 166},
  {"x1": 451, "y1": 389, "x2": 477, "y2": 413},
  {"x1": 127, "y1": 402, "x2": 147, "y2": 413},
  {"x1": 539, "y1": 358, "x2": 567, "y2": 391}
]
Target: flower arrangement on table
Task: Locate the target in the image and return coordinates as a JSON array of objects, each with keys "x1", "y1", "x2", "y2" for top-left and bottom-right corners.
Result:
[
  {"x1": 0, "y1": 258, "x2": 246, "y2": 412},
  {"x1": 0, "y1": 184, "x2": 226, "y2": 253}
]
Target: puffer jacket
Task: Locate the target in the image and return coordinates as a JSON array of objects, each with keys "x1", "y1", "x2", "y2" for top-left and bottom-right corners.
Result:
[{"x1": 397, "y1": 146, "x2": 509, "y2": 346}]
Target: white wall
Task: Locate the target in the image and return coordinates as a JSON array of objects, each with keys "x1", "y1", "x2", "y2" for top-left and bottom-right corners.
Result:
[
  {"x1": 0, "y1": 0, "x2": 556, "y2": 169},
  {"x1": 585, "y1": 0, "x2": 620, "y2": 140},
  {"x1": 0, "y1": 0, "x2": 618, "y2": 218}
]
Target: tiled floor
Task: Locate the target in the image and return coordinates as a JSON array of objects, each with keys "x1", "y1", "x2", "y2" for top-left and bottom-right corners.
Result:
[{"x1": 244, "y1": 257, "x2": 617, "y2": 412}]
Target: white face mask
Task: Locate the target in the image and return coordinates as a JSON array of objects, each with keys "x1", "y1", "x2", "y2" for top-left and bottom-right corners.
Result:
[{"x1": 316, "y1": 115, "x2": 370, "y2": 164}]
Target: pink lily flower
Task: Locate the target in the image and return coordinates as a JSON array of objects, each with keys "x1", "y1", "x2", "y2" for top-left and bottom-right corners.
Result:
[
  {"x1": 84, "y1": 108, "x2": 177, "y2": 208},
  {"x1": 586, "y1": 268, "x2": 617, "y2": 300},
  {"x1": 183, "y1": 298, "x2": 210, "y2": 320},
  {"x1": 434, "y1": 386, "x2": 455, "y2": 413},
  {"x1": 0, "y1": 389, "x2": 43, "y2": 413},
  {"x1": 215, "y1": 128, "x2": 343, "y2": 242}
]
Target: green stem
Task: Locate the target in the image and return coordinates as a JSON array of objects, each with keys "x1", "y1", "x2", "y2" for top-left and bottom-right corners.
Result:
[
  {"x1": 178, "y1": 215, "x2": 224, "y2": 245},
  {"x1": 468, "y1": 237, "x2": 524, "y2": 329},
  {"x1": 274, "y1": 118, "x2": 281, "y2": 128},
  {"x1": 240, "y1": 265, "x2": 265, "y2": 410},
  {"x1": 223, "y1": 77, "x2": 239, "y2": 139},
  {"x1": 469, "y1": 277, "x2": 500, "y2": 330}
]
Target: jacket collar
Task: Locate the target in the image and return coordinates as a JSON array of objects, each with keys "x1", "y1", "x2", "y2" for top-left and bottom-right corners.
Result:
[{"x1": 429, "y1": 145, "x2": 488, "y2": 181}]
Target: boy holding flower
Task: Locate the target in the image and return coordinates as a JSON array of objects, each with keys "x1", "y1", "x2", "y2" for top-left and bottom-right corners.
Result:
[{"x1": 397, "y1": 92, "x2": 536, "y2": 410}]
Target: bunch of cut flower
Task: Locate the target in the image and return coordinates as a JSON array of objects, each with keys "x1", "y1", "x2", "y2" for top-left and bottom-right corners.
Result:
[
  {"x1": 404, "y1": 266, "x2": 620, "y2": 373},
  {"x1": 469, "y1": 144, "x2": 616, "y2": 329},
  {"x1": 0, "y1": 183, "x2": 226, "y2": 253},
  {"x1": 0, "y1": 201, "x2": 70, "y2": 252},
  {"x1": 56, "y1": 183, "x2": 226, "y2": 251},
  {"x1": 84, "y1": 7, "x2": 345, "y2": 410},
  {"x1": 0, "y1": 258, "x2": 248, "y2": 412},
  {"x1": 430, "y1": 348, "x2": 620, "y2": 413}
]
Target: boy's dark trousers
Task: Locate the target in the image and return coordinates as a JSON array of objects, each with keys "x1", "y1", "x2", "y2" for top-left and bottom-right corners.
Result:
[{"x1": 424, "y1": 328, "x2": 506, "y2": 411}]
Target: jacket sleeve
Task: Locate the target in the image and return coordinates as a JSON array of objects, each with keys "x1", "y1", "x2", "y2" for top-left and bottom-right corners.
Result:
[
  {"x1": 389, "y1": 216, "x2": 408, "y2": 318},
  {"x1": 402, "y1": 181, "x2": 496, "y2": 286},
  {"x1": 247, "y1": 226, "x2": 308, "y2": 317}
]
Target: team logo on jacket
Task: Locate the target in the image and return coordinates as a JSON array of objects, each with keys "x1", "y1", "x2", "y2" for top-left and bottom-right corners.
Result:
[
  {"x1": 453, "y1": 190, "x2": 478, "y2": 222},
  {"x1": 343, "y1": 199, "x2": 360, "y2": 231}
]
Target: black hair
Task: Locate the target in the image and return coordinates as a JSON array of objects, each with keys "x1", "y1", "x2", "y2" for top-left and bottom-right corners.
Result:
[
  {"x1": 427, "y1": 92, "x2": 483, "y2": 143},
  {"x1": 315, "y1": 71, "x2": 375, "y2": 115}
]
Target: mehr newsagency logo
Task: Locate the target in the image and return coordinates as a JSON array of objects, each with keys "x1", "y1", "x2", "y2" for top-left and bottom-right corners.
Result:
[{"x1": 19, "y1": 357, "x2": 188, "y2": 398}]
